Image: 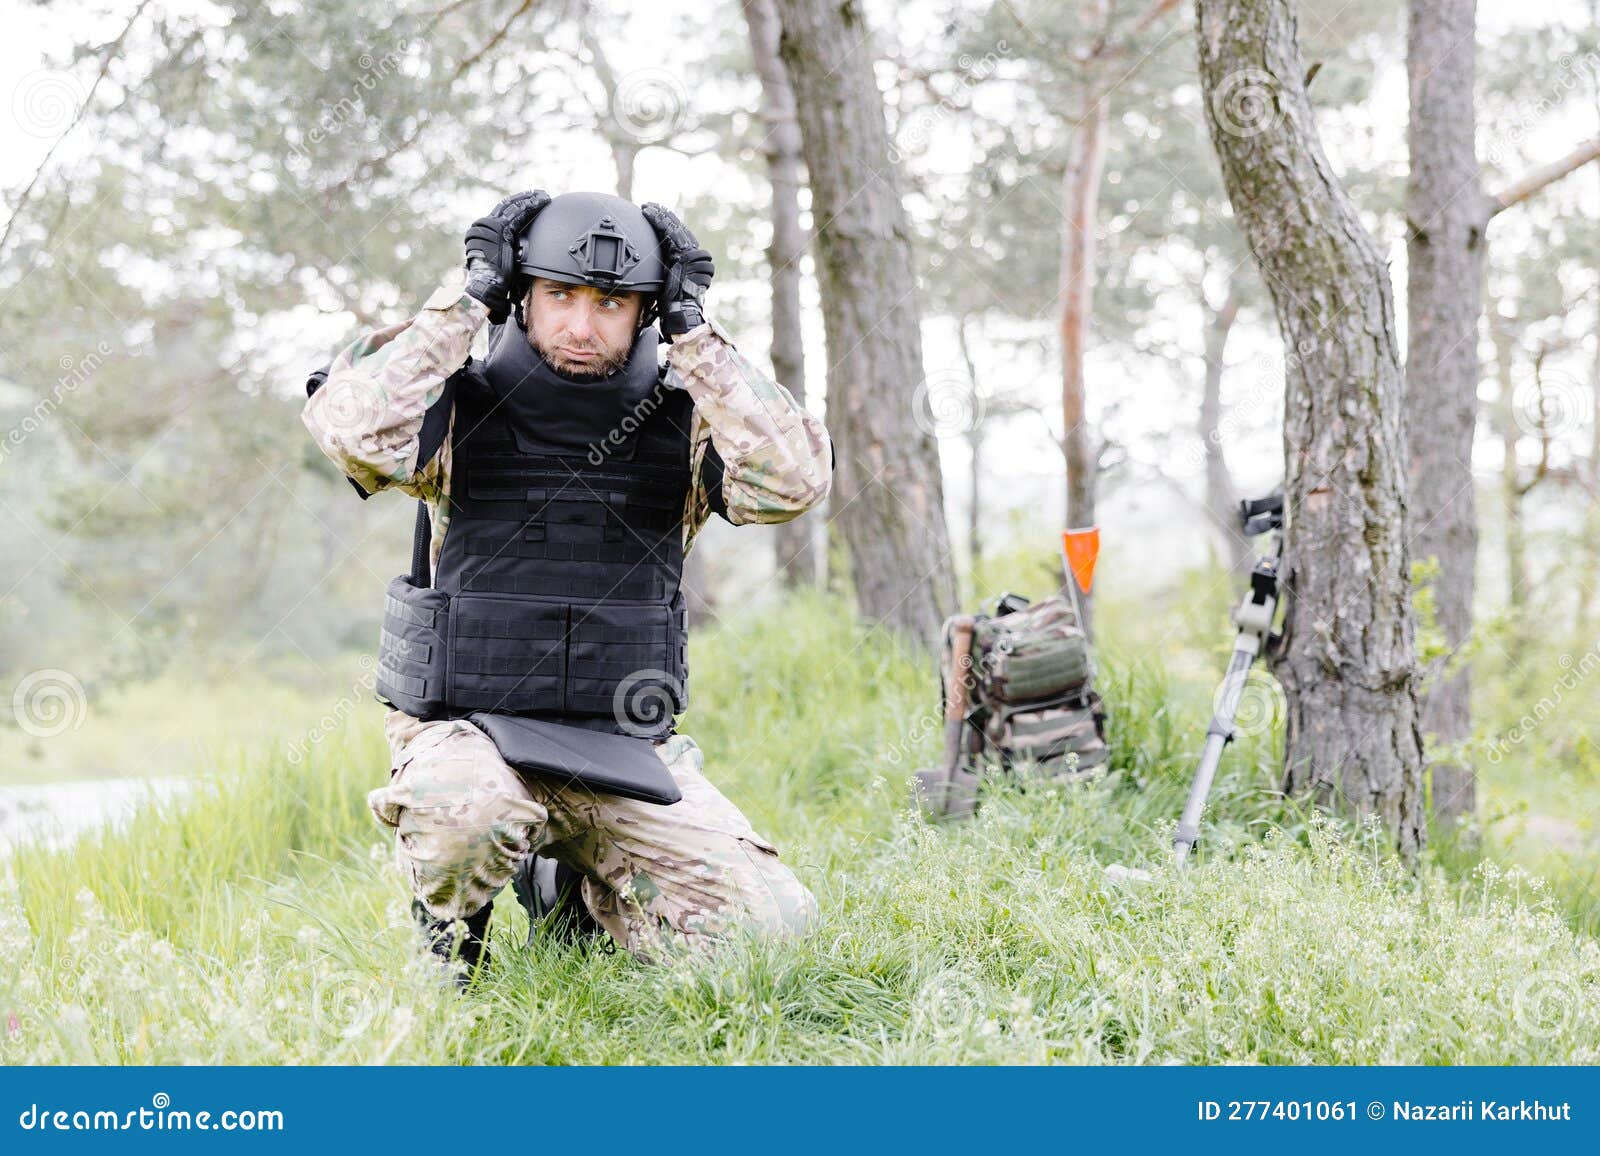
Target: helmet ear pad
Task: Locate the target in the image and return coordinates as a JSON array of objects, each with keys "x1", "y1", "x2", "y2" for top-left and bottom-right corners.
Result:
[{"x1": 637, "y1": 291, "x2": 661, "y2": 333}]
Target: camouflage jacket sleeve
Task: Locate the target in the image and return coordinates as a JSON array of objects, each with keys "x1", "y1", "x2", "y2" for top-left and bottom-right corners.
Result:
[
  {"x1": 301, "y1": 272, "x2": 488, "y2": 501},
  {"x1": 667, "y1": 319, "x2": 832, "y2": 547}
]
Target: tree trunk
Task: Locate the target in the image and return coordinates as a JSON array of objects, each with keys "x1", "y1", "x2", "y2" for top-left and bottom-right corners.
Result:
[
  {"x1": 955, "y1": 313, "x2": 985, "y2": 584},
  {"x1": 1581, "y1": 103, "x2": 1600, "y2": 633},
  {"x1": 1060, "y1": 11, "x2": 1109, "y2": 634},
  {"x1": 1406, "y1": 0, "x2": 1483, "y2": 827},
  {"x1": 613, "y1": 147, "x2": 638, "y2": 201},
  {"x1": 580, "y1": 13, "x2": 642, "y2": 201},
  {"x1": 743, "y1": 0, "x2": 818, "y2": 587},
  {"x1": 1200, "y1": 285, "x2": 1249, "y2": 572},
  {"x1": 1054, "y1": 0, "x2": 1185, "y2": 630},
  {"x1": 1501, "y1": 450, "x2": 1527, "y2": 615},
  {"x1": 1196, "y1": 0, "x2": 1427, "y2": 854},
  {"x1": 1584, "y1": 275, "x2": 1600, "y2": 632},
  {"x1": 775, "y1": 0, "x2": 957, "y2": 644},
  {"x1": 1491, "y1": 317, "x2": 1529, "y2": 613}
]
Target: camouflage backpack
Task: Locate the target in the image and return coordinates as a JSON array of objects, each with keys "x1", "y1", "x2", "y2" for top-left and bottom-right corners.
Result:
[{"x1": 913, "y1": 592, "x2": 1108, "y2": 820}]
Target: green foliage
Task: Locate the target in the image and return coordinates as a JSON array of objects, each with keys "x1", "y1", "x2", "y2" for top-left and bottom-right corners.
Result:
[
  {"x1": 1461, "y1": 608, "x2": 1600, "y2": 937},
  {"x1": 0, "y1": 0, "x2": 761, "y2": 680},
  {"x1": 5, "y1": 595, "x2": 1597, "y2": 1064},
  {"x1": 1411, "y1": 555, "x2": 1450, "y2": 669}
]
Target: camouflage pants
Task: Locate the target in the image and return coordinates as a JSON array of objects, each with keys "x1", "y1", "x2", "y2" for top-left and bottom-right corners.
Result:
[{"x1": 368, "y1": 712, "x2": 816, "y2": 959}]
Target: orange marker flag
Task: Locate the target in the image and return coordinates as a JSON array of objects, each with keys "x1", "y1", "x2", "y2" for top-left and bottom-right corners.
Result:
[{"x1": 1062, "y1": 527, "x2": 1101, "y2": 594}]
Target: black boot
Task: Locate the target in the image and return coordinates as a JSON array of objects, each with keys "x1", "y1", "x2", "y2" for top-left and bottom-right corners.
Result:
[
  {"x1": 510, "y1": 854, "x2": 604, "y2": 945},
  {"x1": 411, "y1": 898, "x2": 493, "y2": 989}
]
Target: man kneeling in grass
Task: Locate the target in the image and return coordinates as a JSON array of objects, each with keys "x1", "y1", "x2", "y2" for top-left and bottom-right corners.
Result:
[{"x1": 302, "y1": 190, "x2": 831, "y2": 983}]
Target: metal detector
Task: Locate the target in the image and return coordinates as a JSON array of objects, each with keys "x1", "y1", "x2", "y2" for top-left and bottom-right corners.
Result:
[{"x1": 1172, "y1": 491, "x2": 1286, "y2": 866}]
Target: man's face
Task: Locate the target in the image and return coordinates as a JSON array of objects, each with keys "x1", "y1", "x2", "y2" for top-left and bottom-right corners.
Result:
[{"x1": 525, "y1": 277, "x2": 645, "y2": 379}]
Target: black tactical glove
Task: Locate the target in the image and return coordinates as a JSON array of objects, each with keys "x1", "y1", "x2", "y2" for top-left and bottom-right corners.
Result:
[
  {"x1": 640, "y1": 202, "x2": 714, "y2": 338},
  {"x1": 463, "y1": 190, "x2": 551, "y2": 323}
]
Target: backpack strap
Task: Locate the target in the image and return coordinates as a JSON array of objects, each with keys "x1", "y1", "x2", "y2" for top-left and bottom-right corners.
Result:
[
  {"x1": 402, "y1": 371, "x2": 460, "y2": 589},
  {"x1": 410, "y1": 501, "x2": 432, "y2": 588}
]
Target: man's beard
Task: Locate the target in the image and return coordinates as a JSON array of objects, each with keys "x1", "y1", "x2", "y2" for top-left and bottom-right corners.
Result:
[{"x1": 529, "y1": 331, "x2": 632, "y2": 380}]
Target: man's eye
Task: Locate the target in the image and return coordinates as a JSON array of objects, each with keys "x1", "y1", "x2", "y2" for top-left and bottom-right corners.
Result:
[
  {"x1": 548, "y1": 290, "x2": 569, "y2": 300},
  {"x1": 600, "y1": 298, "x2": 621, "y2": 310}
]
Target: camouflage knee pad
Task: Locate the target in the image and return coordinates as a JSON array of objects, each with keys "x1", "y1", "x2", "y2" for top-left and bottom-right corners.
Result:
[
  {"x1": 372, "y1": 715, "x2": 815, "y2": 953},
  {"x1": 370, "y1": 716, "x2": 551, "y2": 921}
]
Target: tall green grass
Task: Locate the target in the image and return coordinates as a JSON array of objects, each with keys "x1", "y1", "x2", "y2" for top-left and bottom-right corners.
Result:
[
  {"x1": 3, "y1": 591, "x2": 1597, "y2": 1063},
  {"x1": 0, "y1": 655, "x2": 377, "y2": 786},
  {"x1": 1439, "y1": 610, "x2": 1600, "y2": 936}
]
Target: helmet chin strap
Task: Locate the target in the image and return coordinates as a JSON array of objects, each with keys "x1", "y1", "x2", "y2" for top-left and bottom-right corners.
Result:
[{"x1": 638, "y1": 296, "x2": 661, "y2": 333}]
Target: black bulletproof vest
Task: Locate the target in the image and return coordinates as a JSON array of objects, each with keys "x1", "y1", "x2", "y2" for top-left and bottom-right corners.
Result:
[{"x1": 375, "y1": 318, "x2": 693, "y2": 738}]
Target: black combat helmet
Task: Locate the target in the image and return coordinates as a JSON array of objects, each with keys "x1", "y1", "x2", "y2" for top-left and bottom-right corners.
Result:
[{"x1": 515, "y1": 191, "x2": 667, "y2": 294}]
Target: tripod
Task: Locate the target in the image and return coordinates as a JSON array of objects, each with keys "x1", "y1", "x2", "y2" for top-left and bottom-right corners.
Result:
[{"x1": 1173, "y1": 493, "x2": 1285, "y2": 866}]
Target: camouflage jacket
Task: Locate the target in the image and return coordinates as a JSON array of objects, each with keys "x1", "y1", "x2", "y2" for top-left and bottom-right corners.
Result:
[{"x1": 302, "y1": 272, "x2": 832, "y2": 563}]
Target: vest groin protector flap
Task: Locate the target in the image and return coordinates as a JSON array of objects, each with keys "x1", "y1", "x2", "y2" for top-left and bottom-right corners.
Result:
[{"x1": 467, "y1": 711, "x2": 682, "y2": 806}]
